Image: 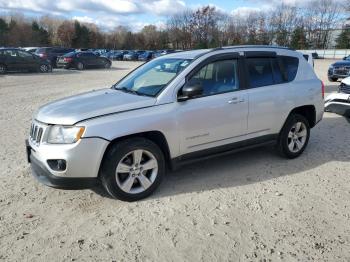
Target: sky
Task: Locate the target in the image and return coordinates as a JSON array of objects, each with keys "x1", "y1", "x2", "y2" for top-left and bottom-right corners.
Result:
[{"x1": 0, "y1": 0, "x2": 344, "y2": 31}]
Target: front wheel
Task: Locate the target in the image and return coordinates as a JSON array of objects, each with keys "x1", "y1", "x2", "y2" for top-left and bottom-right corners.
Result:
[
  {"x1": 277, "y1": 114, "x2": 310, "y2": 159},
  {"x1": 100, "y1": 138, "x2": 165, "y2": 201}
]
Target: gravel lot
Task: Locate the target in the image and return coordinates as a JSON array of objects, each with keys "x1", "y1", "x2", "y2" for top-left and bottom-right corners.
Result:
[{"x1": 0, "y1": 59, "x2": 349, "y2": 261}]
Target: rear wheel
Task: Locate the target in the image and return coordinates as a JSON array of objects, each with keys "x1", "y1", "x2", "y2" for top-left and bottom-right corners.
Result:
[
  {"x1": 39, "y1": 64, "x2": 50, "y2": 73},
  {"x1": 104, "y1": 61, "x2": 111, "y2": 69},
  {"x1": 76, "y1": 62, "x2": 84, "y2": 70},
  {"x1": 328, "y1": 77, "x2": 338, "y2": 82},
  {"x1": 100, "y1": 138, "x2": 165, "y2": 201},
  {"x1": 0, "y1": 64, "x2": 6, "y2": 74},
  {"x1": 277, "y1": 114, "x2": 310, "y2": 159}
]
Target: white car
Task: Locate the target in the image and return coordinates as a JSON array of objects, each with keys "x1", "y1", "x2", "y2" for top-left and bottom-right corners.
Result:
[
  {"x1": 325, "y1": 77, "x2": 350, "y2": 118},
  {"x1": 302, "y1": 53, "x2": 314, "y2": 68}
]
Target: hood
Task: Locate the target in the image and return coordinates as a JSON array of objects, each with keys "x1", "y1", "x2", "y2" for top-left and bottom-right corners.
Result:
[
  {"x1": 332, "y1": 61, "x2": 350, "y2": 67},
  {"x1": 35, "y1": 88, "x2": 157, "y2": 125}
]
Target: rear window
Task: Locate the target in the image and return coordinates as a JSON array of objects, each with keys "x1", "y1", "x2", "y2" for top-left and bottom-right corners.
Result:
[
  {"x1": 280, "y1": 56, "x2": 299, "y2": 82},
  {"x1": 63, "y1": 52, "x2": 76, "y2": 57},
  {"x1": 36, "y1": 48, "x2": 50, "y2": 54}
]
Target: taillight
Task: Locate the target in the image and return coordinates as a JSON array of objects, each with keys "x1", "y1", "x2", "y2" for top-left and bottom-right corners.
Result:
[
  {"x1": 321, "y1": 81, "x2": 325, "y2": 99},
  {"x1": 64, "y1": 57, "x2": 73, "y2": 62}
]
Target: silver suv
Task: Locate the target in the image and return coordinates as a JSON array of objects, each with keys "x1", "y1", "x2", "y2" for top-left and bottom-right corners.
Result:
[{"x1": 26, "y1": 46, "x2": 324, "y2": 201}]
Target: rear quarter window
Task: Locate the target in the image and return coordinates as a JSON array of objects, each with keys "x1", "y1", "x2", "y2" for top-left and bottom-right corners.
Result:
[{"x1": 280, "y1": 56, "x2": 299, "y2": 82}]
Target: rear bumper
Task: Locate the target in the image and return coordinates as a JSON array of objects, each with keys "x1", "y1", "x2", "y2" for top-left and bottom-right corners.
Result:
[{"x1": 56, "y1": 64, "x2": 70, "y2": 69}]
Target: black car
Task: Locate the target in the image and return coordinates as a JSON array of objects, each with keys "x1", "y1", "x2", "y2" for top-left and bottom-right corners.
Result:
[
  {"x1": 328, "y1": 55, "x2": 350, "y2": 82},
  {"x1": 0, "y1": 48, "x2": 51, "y2": 74},
  {"x1": 35, "y1": 47, "x2": 75, "y2": 68},
  {"x1": 56, "y1": 51, "x2": 112, "y2": 70}
]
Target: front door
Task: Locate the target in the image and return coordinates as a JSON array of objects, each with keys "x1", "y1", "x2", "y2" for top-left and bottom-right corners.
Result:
[{"x1": 177, "y1": 57, "x2": 248, "y2": 155}]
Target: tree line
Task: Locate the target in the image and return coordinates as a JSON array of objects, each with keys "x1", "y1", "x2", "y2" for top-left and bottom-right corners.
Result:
[{"x1": 0, "y1": 0, "x2": 349, "y2": 50}]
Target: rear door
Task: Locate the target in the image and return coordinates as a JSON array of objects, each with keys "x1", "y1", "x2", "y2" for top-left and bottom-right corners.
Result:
[
  {"x1": 78, "y1": 53, "x2": 95, "y2": 66},
  {"x1": 244, "y1": 52, "x2": 294, "y2": 136},
  {"x1": 17, "y1": 50, "x2": 37, "y2": 71}
]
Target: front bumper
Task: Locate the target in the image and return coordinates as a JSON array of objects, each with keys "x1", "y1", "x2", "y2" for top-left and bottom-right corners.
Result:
[
  {"x1": 324, "y1": 93, "x2": 350, "y2": 117},
  {"x1": 26, "y1": 136, "x2": 109, "y2": 189},
  {"x1": 29, "y1": 150, "x2": 99, "y2": 189}
]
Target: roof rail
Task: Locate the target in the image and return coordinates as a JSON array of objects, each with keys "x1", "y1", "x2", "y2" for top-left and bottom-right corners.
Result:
[{"x1": 211, "y1": 45, "x2": 295, "y2": 51}]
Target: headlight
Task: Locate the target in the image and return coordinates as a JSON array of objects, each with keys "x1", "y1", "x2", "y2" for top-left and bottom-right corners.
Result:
[{"x1": 47, "y1": 126, "x2": 85, "y2": 144}]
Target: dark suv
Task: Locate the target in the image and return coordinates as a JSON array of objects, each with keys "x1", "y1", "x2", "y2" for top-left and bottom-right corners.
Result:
[
  {"x1": 35, "y1": 47, "x2": 75, "y2": 68},
  {"x1": 0, "y1": 48, "x2": 51, "y2": 74},
  {"x1": 328, "y1": 56, "x2": 350, "y2": 82}
]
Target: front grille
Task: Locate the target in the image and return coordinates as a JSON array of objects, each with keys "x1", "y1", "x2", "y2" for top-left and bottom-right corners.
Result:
[
  {"x1": 334, "y1": 66, "x2": 350, "y2": 76},
  {"x1": 339, "y1": 83, "x2": 350, "y2": 94},
  {"x1": 29, "y1": 122, "x2": 45, "y2": 145}
]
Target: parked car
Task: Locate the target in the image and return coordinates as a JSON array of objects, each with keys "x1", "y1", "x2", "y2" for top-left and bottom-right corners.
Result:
[
  {"x1": 124, "y1": 50, "x2": 145, "y2": 61},
  {"x1": 325, "y1": 76, "x2": 350, "y2": 118},
  {"x1": 104, "y1": 50, "x2": 126, "y2": 60},
  {"x1": 123, "y1": 51, "x2": 137, "y2": 61},
  {"x1": 56, "y1": 51, "x2": 112, "y2": 70},
  {"x1": 0, "y1": 48, "x2": 51, "y2": 74},
  {"x1": 328, "y1": 55, "x2": 350, "y2": 82},
  {"x1": 21, "y1": 47, "x2": 39, "y2": 53},
  {"x1": 138, "y1": 51, "x2": 154, "y2": 61},
  {"x1": 26, "y1": 46, "x2": 324, "y2": 201},
  {"x1": 153, "y1": 49, "x2": 177, "y2": 58},
  {"x1": 35, "y1": 47, "x2": 75, "y2": 68}
]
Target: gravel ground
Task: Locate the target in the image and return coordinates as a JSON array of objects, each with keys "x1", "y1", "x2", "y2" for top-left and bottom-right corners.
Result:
[{"x1": 0, "y1": 59, "x2": 349, "y2": 261}]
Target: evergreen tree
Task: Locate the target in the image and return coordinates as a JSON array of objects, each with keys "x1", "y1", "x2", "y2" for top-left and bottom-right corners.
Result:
[
  {"x1": 335, "y1": 28, "x2": 350, "y2": 49},
  {"x1": 31, "y1": 21, "x2": 49, "y2": 45},
  {"x1": 0, "y1": 18, "x2": 8, "y2": 46},
  {"x1": 72, "y1": 21, "x2": 90, "y2": 48},
  {"x1": 290, "y1": 27, "x2": 308, "y2": 49}
]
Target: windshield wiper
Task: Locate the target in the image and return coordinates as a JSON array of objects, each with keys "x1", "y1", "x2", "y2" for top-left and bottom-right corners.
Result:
[{"x1": 115, "y1": 86, "x2": 151, "y2": 97}]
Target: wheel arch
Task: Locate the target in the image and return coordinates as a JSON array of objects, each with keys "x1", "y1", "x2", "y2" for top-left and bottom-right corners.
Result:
[
  {"x1": 98, "y1": 130, "x2": 172, "y2": 177},
  {"x1": 286, "y1": 105, "x2": 316, "y2": 128}
]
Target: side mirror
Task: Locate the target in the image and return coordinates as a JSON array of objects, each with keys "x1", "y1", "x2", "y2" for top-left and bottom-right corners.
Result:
[
  {"x1": 343, "y1": 57, "x2": 347, "y2": 60},
  {"x1": 178, "y1": 82, "x2": 203, "y2": 101}
]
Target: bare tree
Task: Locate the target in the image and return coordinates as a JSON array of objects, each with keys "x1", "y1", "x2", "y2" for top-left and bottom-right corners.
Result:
[{"x1": 57, "y1": 21, "x2": 75, "y2": 47}]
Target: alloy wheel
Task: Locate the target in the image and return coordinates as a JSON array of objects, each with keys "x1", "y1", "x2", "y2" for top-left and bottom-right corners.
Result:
[
  {"x1": 287, "y1": 122, "x2": 308, "y2": 153},
  {"x1": 0, "y1": 65, "x2": 6, "y2": 74},
  {"x1": 40, "y1": 64, "x2": 48, "y2": 72},
  {"x1": 115, "y1": 149, "x2": 158, "y2": 194}
]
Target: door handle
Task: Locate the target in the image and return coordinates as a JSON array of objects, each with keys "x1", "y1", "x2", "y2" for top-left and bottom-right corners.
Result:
[{"x1": 228, "y1": 97, "x2": 245, "y2": 104}]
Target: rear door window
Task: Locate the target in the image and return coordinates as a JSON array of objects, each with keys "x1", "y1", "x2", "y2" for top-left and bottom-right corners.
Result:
[
  {"x1": 246, "y1": 58, "x2": 274, "y2": 88},
  {"x1": 4, "y1": 50, "x2": 18, "y2": 57}
]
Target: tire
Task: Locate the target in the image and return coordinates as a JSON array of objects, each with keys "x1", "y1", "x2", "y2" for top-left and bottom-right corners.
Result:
[
  {"x1": 76, "y1": 62, "x2": 84, "y2": 70},
  {"x1": 104, "y1": 61, "x2": 111, "y2": 69},
  {"x1": 0, "y1": 64, "x2": 6, "y2": 74},
  {"x1": 39, "y1": 64, "x2": 50, "y2": 73},
  {"x1": 328, "y1": 77, "x2": 338, "y2": 82},
  {"x1": 100, "y1": 138, "x2": 165, "y2": 201},
  {"x1": 277, "y1": 114, "x2": 310, "y2": 159}
]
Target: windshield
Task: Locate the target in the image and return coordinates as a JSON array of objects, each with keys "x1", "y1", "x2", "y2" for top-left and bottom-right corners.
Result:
[{"x1": 114, "y1": 58, "x2": 192, "y2": 97}]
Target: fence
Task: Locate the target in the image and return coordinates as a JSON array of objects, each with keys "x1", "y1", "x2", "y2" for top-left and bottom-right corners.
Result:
[{"x1": 297, "y1": 49, "x2": 350, "y2": 59}]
